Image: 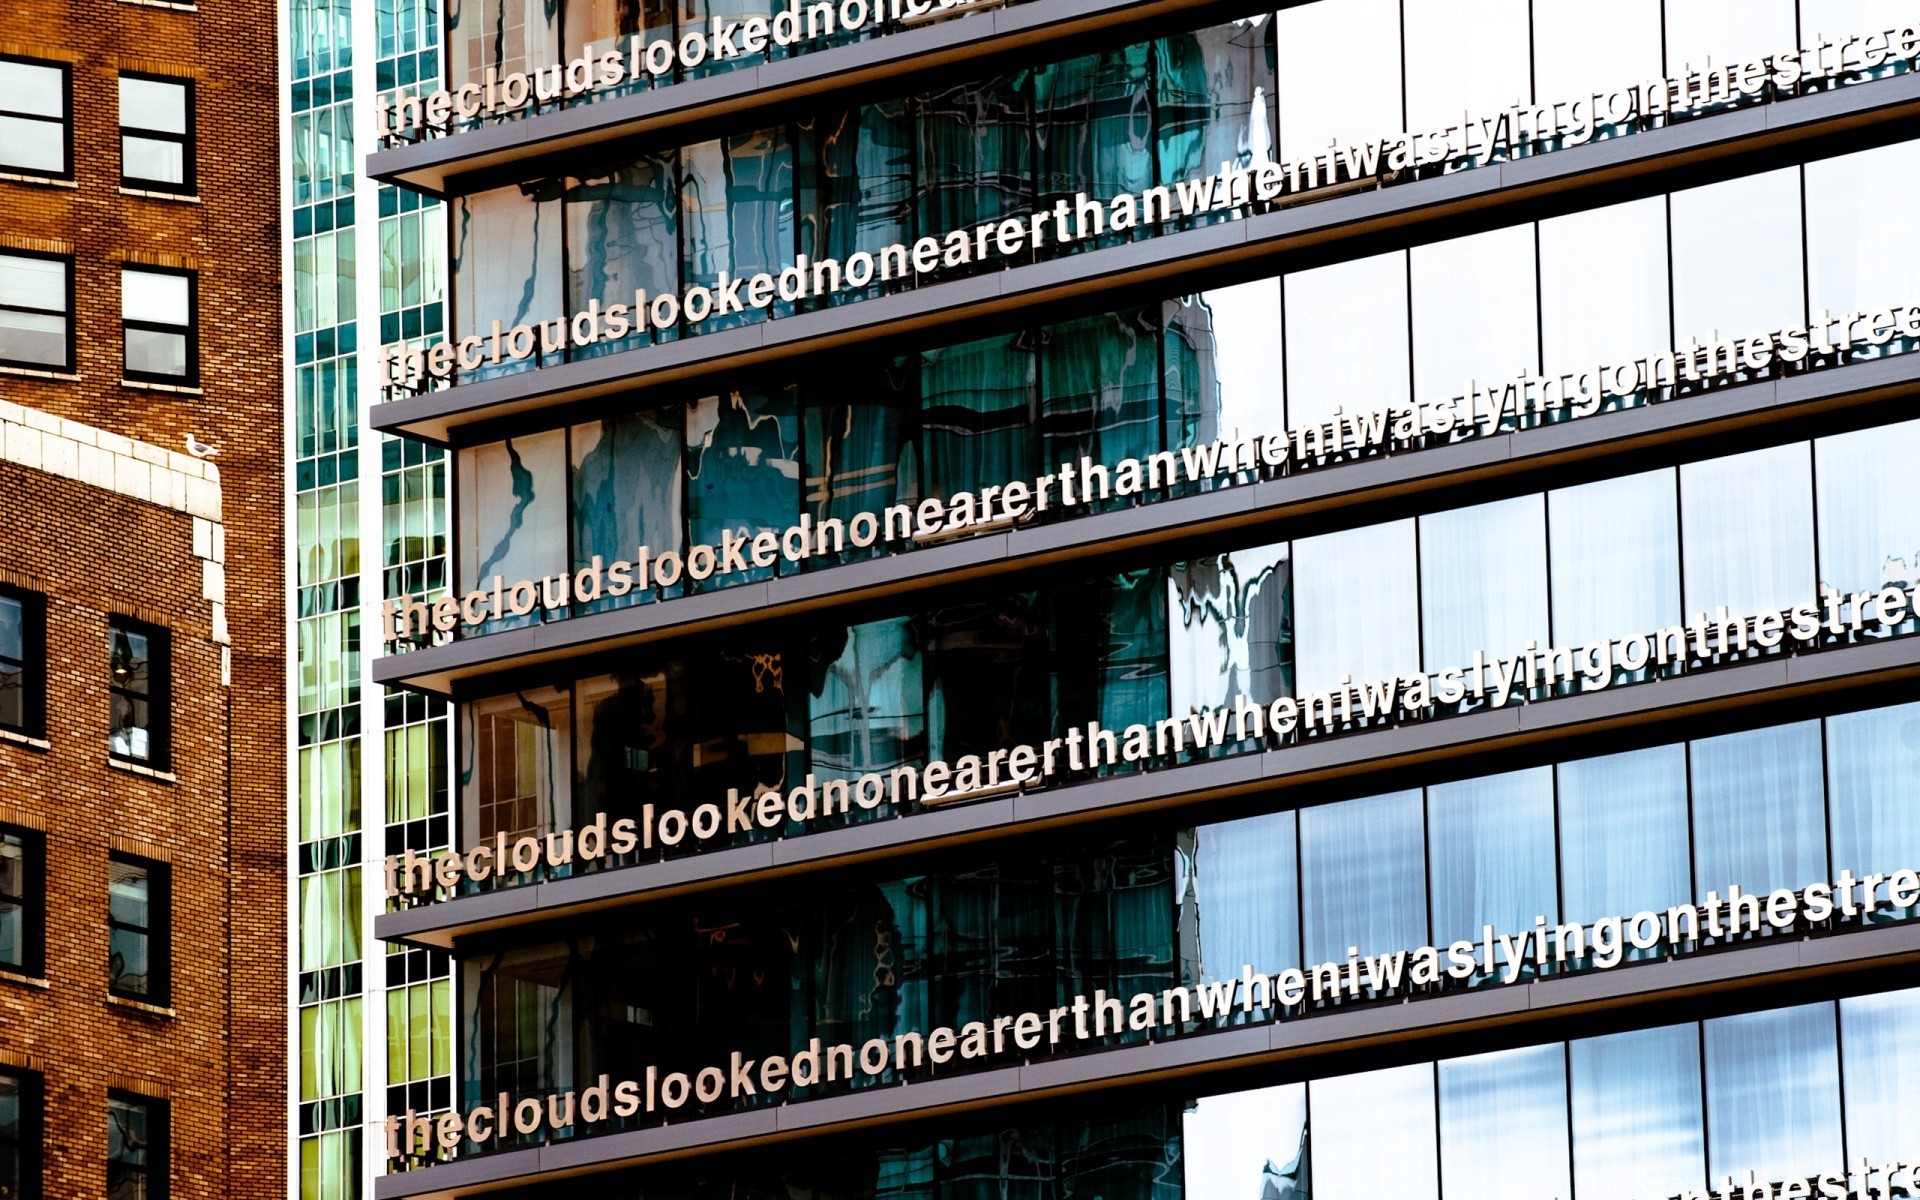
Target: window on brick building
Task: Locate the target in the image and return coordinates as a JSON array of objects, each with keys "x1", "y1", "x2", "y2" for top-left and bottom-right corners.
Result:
[
  {"x1": 120, "y1": 268, "x2": 197, "y2": 386},
  {"x1": 106, "y1": 1092, "x2": 165, "y2": 1200},
  {"x1": 0, "y1": 585, "x2": 46, "y2": 736},
  {"x1": 0, "y1": 56, "x2": 69, "y2": 179},
  {"x1": 0, "y1": 825, "x2": 44, "y2": 978},
  {"x1": 108, "y1": 618, "x2": 169, "y2": 767},
  {"x1": 0, "y1": 1068, "x2": 42, "y2": 1200},
  {"x1": 118, "y1": 75, "x2": 193, "y2": 193},
  {"x1": 0, "y1": 253, "x2": 72, "y2": 373},
  {"x1": 108, "y1": 855, "x2": 168, "y2": 1003}
]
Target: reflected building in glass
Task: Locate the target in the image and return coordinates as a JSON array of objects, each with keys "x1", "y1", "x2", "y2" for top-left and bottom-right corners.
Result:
[{"x1": 362, "y1": 1, "x2": 1920, "y2": 1197}]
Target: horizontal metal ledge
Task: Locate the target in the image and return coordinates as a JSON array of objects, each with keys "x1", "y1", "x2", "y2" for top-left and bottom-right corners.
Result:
[
  {"x1": 371, "y1": 916, "x2": 1920, "y2": 1198},
  {"x1": 367, "y1": 0, "x2": 1281, "y2": 195},
  {"x1": 369, "y1": 70, "x2": 1920, "y2": 445},
  {"x1": 376, "y1": 631, "x2": 1920, "y2": 949},
  {"x1": 373, "y1": 351, "x2": 1920, "y2": 695}
]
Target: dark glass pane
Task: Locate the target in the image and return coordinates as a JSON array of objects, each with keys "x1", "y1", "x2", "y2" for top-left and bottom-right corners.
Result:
[
  {"x1": 684, "y1": 386, "x2": 801, "y2": 590},
  {"x1": 570, "y1": 411, "x2": 684, "y2": 611},
  {"x1": 807, "y1": 617, "x2": 925, "y2": 781},
  {"x1": 917, "y1": 77, "x2": 1031, "y2": 236},
  {"x1": 565, "y1": 151, "x2": 678, "y2": 355},
  {"x1": 1037, "y1": 309, "x2": 1161, "y2": 498},
  {"x1": 919, "y1": 331, "x2": 1034, "y2": 501}
]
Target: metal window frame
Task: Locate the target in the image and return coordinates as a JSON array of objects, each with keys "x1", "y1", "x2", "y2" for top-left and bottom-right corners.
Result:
[
  {"x1": 0, "y1": 250, "x2": 74, "y2": 374},
  {"x1": 0, "y1": 584, "x2": 48, "y2": 736},
  {"x1": 0, "y1": 824, "x2": 46, "y2": 979},
  {"x1": 106, "y1": 615, "x2": 172, "y2": 769},
  {"x1": 0, "y1": 54, "x2": 72, "y2": 181},
  {"x1": 117, "y1": 72, "x2": 198, "y2": 195},
  {"x1": 118, "y1": 265, "x2": 200, "y2": 387},
  {"x1": 106, "y1": 852, "x2": 171, "y2": 1005}
]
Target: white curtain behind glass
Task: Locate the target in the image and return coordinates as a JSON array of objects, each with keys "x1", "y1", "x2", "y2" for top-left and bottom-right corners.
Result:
[
  {"x1": 1690, "y1": 721, "x2": 1828, "y2": 897},
  {"x1": 1680, "y1": 444, "x2": 1816, "y2": 618},
  {"x1": 1841, "y1": 988, "x2": 1920, "y2": 1166},
  {"x1": 1548, "y1": 469, "x2": 1681, "y2": 647},
  {"x1": 1309, "y1": 1064, "x2": 1439, "y2": 1200},
  {"x1": 1570, "y1": 1024, "x2": 1706, "y2": 1198},
  {"x1": 1191, "y1": 810, "x2": 1299, "y2": 983},
  {"x1": 1293, "y1": 519, "x2": 1418, "y2": 695},
  {"x1": 1428, "y1": 767, "x2": 1558, "y2": 948},
  {"x1": 1419, "y1": 496, "x2": 1548, "y2": 674},
  {"x1": 1815, "y1": 420, "x2": 1920, "y2": 597},
  {"x1": 1439, "y1": 1044, "x2": 1571, "y2": 1200},
  {"x1": 1703, "y1": 1004, "x2": 1843, "y2": 1183},
  {"x1": 1183, "y1": 1083, "x2": 1308, "y2": 1200}
]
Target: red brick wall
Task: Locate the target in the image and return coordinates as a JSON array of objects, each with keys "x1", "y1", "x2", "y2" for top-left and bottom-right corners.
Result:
[{"x1": 0, "y1": 0, "x2": 286, "y2": 1194}]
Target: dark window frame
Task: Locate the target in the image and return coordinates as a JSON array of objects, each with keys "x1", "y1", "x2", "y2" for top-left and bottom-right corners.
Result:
[
  {"x1": 0, "y1": 250, "x2": 74, "y2": 374},
  {"x1": 0, "y1": 824, "x2": 45, "y2": 979},
  {"x1": 0, "y1": 1066, "x2": 44, "y2": 1200},
  {"x1": 107, "y1": 616, "x2": 170, "y2": 768},
  {"x1": 105, "y1": 1090, "x2": 167, "y2": 1200},
  {"x1": 119, "y1": 266, "x2": 198, "y2": 387},
  {"x1": 0, "y1": 55, "x2": 72, "y2": 182},
  {"x1": 117, "y1": 72, "x2": 195, "y2": 195},
  {"x1": 107, "y1": 854, "x2": 169, "y2": 1005},
  {"x1": 0, "y1": 583, "x2": 47, "y2": 736}
]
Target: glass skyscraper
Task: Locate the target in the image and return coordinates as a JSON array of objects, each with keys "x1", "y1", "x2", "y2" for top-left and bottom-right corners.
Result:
[{"x1": 354, "y1": 1, "x2": 1920, "y2": 1197}]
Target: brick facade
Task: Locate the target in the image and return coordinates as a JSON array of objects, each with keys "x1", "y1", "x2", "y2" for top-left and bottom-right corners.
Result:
[{"x1": 0, "y1": 0, "x2": 285, "y2": 1194}]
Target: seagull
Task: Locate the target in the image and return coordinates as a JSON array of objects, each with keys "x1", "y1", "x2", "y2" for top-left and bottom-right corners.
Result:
[{"x1": 185, "y1": 435, "x2": 219, "y2": 459}]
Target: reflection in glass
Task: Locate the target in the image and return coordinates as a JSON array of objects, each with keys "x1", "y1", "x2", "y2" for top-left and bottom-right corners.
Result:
[
  {"x1": 1539, "y1": 197, "x2": 1671, "y2": 380},
  {"x1": 1284, "y1": 251, "x2": 1409, "y2": 434},
  {"x1": 1402, "y1": 0, "x2": 1531, "y2": 143},
  {"x1": 1308, "y1": 1064, "x2": 1438, "y2": 1200},
  {"x1": 1439, "y1": 1045, "x2": 1570, "y2": 1200},
  {"x1": 565, "y1": 152, "x2": 679, "y2": 354},
  {"x1": 461, "y1": 687, "x2": 572, "y2": 851},
  {"x1": 1703, "y1": 1004, "x2": 1843, "y2": 1183},
  {"x1": 1680, "y1": 444, "x2": 1816, "y2": 617},
  {"x1": 1841, "y1": 987, "x2": 1920, "y2": 1167},
  {"x1": 1558, "y1": 746, "x2": 1691, "y2": 924},
  {"x1": 1189, "y1": 810, "x2": 1298, "y2": 982},
  {"x1": 1411, "y1": 225, "x2": 1539, "y2": 411},
  {"x1": 570, "y1": 412, "x2": 684, "y2": 610},
  {"x1": 1175, "y1": 281, "x2": 1282, "y2": 451},
  {"x1": 1816, "y1": 420, "x2": 1920, "y2": 597},
  {"x1": 684, "y1": 389, "x2": 801, "y2": 588},
  {"x1": 1826, "y1": 702, "x2": 1920, "y2": 893},
  {"x1": 1800, "y1": 0, "x2": 1918, "y2": 48},
  {"x1": 1292, "y1": 520, "x2": 1418, "y2": 695},
  {"x1": 1419, "y1": 496, "x2": 1548, "y2": 673},
  {"x1": 457, "y1": 431, "x2": 569, "y2": 609},
  {"x1": 1570, "y1": 1024, "x2": 1705, "y2": 1198},
  {"x1": 1671, "y1": 168, "x2": 1806, "y2": 346},
  {"x1": 1428, "y1": 767, "x2": 1557, "y2": 950},
  {"x1": 1548, "y1": 470, "x2": 1681, "y2": 648},
  {"x1": 1275, "y1": 0, "x2": 1403, "y2": 161},
  {"x1": 1691, "y1": 721, "x2": 1828, "y2": 897},
  {"x1": 452, "y1": 182, "x2": 563, "y2": 357},
  {"x1": 1184, "y1": 1083, "x2": 1307, "y2": 1199},
  {"x1": 808, "y1": 617, "x2": 925, "y2": 780},
  {"x1": 1301, "y1": 790, "x2": 1426, "y2": 966},
  {"x1": 1168, "y1": 542, "x2": 1292, "y2": 720}
]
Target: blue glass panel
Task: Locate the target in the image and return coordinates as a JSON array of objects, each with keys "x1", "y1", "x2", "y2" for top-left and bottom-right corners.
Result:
[
  {"x1": 1309, "y1": 1064, "x2": 1438, "y2": 1200},
  {"x1": 1438, "y1": 1044, "x2": 1570, "y2": 1200},
  {"x1": 1189, "y1": 810, "x2": 1298, "y2": 982},
  {"x1": 1301, "y1": 790, "x2": 1426, "y2": 966},
  {"x1": 1428, "y1": 767, "x2": 1558, "y2": 952},
  {"x1": 1558, "y1": 745, "x2": 1691, "y2": 925},
  {"x1": 1703, "y1": 1004, "x2": 1842, "y2": 1183},
  {"x1": 1570, "y1": 1024, "x2": 1706, "y2": 1198},
  {"x1": 1691, "y1": 721, "x2": 1828, "y2": 898}
]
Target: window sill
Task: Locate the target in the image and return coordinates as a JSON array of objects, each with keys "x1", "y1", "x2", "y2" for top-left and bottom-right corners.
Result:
[
  {"x1": 109, "y1": 758, "x2": 175, "y2": 784},
  {"x1": 0, "y1": 171, "x2": 77, "y2": 189},
  {"x1": 116, "y1": 0, "x2": 197, "y2": 9},
  {"x1": 119, "y1": 186, "x2": 199, "y2": 204},
  {"x1": 0, "y1": 728, "x2": 50, "y2": 752},
  {"x1": 0, "y1": 969, "x2": 48, "y2": 991},
  {"x1": 107, "y1": 994, "x2": 174, "y2": 1018},
  {"x1": 120, "y1": 379, "x2": 202, "y2": 396},
  {"x1": 0, "y1": 364, "x2": 78, "y2": 382}
]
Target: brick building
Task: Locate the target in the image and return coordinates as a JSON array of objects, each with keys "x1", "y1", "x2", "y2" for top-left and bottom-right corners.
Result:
[{"x1": 0, "y1": 0, "x2": 284, "y2": 1196}]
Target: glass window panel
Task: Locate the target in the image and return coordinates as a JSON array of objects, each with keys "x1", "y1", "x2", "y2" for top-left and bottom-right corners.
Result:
[
  {"x1": 1189, "y1": 810, "x2": 1298, "y2": 982},
  {"x1": 1840, "y1": 987, "x2": 1920, "y2": 1167},
  {"x1": 1301, "y1": 790, "x2": 1426, "y2": 966},
  {"x1": 1531, "y1": 0, "x2": 1664, "y2": 101},
  {"x1": 121, "y1": 269, "x2": 188, "y2": 325},
  {"x1": 1805, "y1": 141, "x2": 1920, "y2": 327},
  {"x1": 451, "y1": 182, "x2": 562, "y2": 346},
  {"x1": 0, "y1": 116, "x2": 62, "y2": 173},
  {"x1": 1284, "y1": 251, "x2": 1410, "y2": 432},
  {"x1": 1292, "y1": 519, "x2": 1418, "y2": 695},
  {"x1": 1169, "y1": 541, "x2": 1293, "y2": 718},
  {"x1": 1183, "y1": 1083, "x2": 1308, "y2": 1199},
  {"x1": 1428, "y1": 767, "x2": 1558, "y2": 949},
  {"x1": 1403, "y1": 0, "x2": 1532, "y2": 139},
  {"x1": 570, "y1": 411, "x2": 684, "y2": 604},
  {"x1": 1308, "y1": 1064, "x2": 1438, "y2": 1200},
  {"x1": 1154, "y1": 18, "x2": 1278, "y2": 187},
  {"x1": 1558, "y1": 745, "x2": 1692, "y2": 925},
  {"x1": 684, "y1": 388, "x2": 801, "y2": 587},
  {"x1": 122, "y1": 136, "x2": 184, "y2": 186},
  {"x1": 0, "y1": 255, "x2": 65, "y2": 312},
  {"x1": 450, "y1": 0, "x2": 559, "y2": 89},
  {"x1": 124, "y1": 329, "x2": 187, "y2": 379},
  {"x1": 1549, "y1": 469, "x2": 1681, "y2": 647},
  {"x1": 809, "y1": 616, "x2": 925, "y2": 779},
  {"x1": 1670, "y1": 168, "x2": 1806, "y2": 342},
  {"x1": 1275, "y1": 0, "x2": 1403, "y2": 162},
  {"x1": 0, "y1": 311, "x2": 66, "y2": 368},
  {"x1": 461, "y1": 686, "x2": 572, "y2": 847},
  {"x1": 1826, "y1": 702, "x2": 1920, "y2": 892},
  {"x1": 565, "y1": 152, "x2": 678, "y2": 343},
  {"x1": 1411, "y1": 225, "x2": 1539, "y2": 412},
  {"x1": 0, "y1": 60, "x2": 62, "y2": 116},
  {"x1": 119, "y1": 77, "x2": 186, "y2": 134},
  {"x1": 1816, "y1": 420, "x2": 1920, "y2": 598},
  {"x1": 1800, "y1": 0, "x2": 1916, "y2": 46},
  {"x1": 1439, "y1": 1044, "x2": 1570, "y2": 1200},
  {"x1": 1665, "y1": 0, "x2": 1798, "y2": 74},
  {"x1": 1703, "y1": 1004, "x2": 1843, "y2": 1183},
  {"x1": 1540, "y1": 197, "x2": 1671, "y2": 378},
  {"x1": 456, "y1": 431, "x2": 569, "y2": 600},
  {"x1": 1680, "y1": 443, "x2": 1816, "y2": 617},
  {"x1": 1176, "y1": 281, "x2": 1282, "y2": 449},
  {"x1": 1420, "y1": 495, "x2": 1548, "y2": 673},
  {"x1": 1691, "y1": 721, "x2": 1828, "y2": 897},
  {"x1": 1570, "y1": 1024, "x2": 1706, "y2": 1198}
]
